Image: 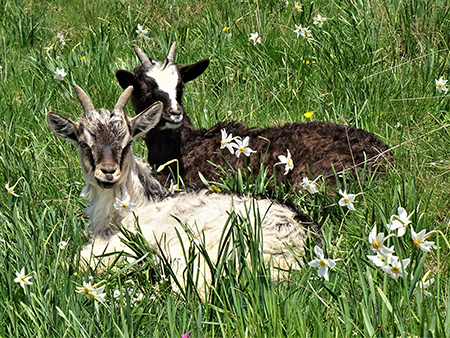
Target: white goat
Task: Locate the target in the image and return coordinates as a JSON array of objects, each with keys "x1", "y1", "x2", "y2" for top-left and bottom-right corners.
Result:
[{"x1": 47, "y1": 85, "x2": 319, "y2": 297}]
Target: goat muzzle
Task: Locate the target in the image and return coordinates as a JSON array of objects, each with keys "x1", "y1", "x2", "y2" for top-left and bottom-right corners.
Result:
[{"x1": 94, "y1": 163, "x2": 121, "y2": 189}]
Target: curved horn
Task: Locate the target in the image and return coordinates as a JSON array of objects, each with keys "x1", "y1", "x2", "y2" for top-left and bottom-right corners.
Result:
[
  {"x1": 132, "y1": 44, "x2": 152, "y2": 68},
  {"x1": 73, "y1": 84, "x2": 95, "y2": 113},
  {"x1": 162, "y1": 42, "x2": 177, "y2": 69},
  {"x1": 114, "y1": 86, "x2": 134, "y2": 112},
  {"x1": 167, "y1": 42, "x2": 177, "y2": 64}
]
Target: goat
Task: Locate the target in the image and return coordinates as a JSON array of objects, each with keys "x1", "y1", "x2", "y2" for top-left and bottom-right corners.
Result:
[
  {"x1": 47, "y1": 84, "x2": 320, "y2": 297},
  {"x1": 116, "y1": 43, "x2": 391, "y2": 190}
]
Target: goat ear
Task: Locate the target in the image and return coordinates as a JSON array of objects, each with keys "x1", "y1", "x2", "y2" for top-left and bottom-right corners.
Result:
[
  {"x1": 116, "y1": 70, "x2": 137, "y2": 89},
  {"x1": 180, "y1": 58, "x2": 210, "y2": 83},
  {"x1": 47, "y1": 112, "x2": 79, "y2": 144},
  {"x1": 130, "y1": 101, "x2": 163, "y2": 139}
]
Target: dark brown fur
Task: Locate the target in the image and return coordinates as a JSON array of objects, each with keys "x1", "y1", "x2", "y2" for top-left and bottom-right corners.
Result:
[{"x1": 117, "y1": 46, "x2": 391, "y2": 190}]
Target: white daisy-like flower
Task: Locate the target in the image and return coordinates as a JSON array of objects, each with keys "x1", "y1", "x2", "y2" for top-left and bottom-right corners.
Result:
[
  {"x1": 293, "y1": 24, "x2": 303, "y2": 37},
  {"x1": 308, "y1": 245, "x2": 336, "y2": 281},
  {"x1": 168, "y1": 179, "x2": 178, "y2": 194},
  {"x1": 232, "y1": 136, "x2": 256, "y2": 158},
  {"x1": 58, "y1": 241, "x2": 69, "y2": 250},
  {"x1": 54, "y1": 67, "x2": 67, "y2": 81},
  {"x1": 313, "y1": 14, "x2": 327, "y2": 28},
  {"x1": 220, "y1": 129, "x2": 235, "y2": 154},
  {"x1": 113, "y1": 192, "x2": 137, "y2": 216},
  {"x1": 367, "y1": 250, "x2": 392, "y2": 268},
  {"x1": 5, "y1": 177, "x2": 23, "y2": 197},
  {"x1": 57, "y1": 33, "x2": 66, "y2": 48},
  {"x1": 368, "y1": 224, "x2": 395, "y2": 256},
  {"x1": 14, "y1": 267, "x2": 34, "y2": 289},
  {"x1": 136, "y1": 24, "x2": 148, "y2": 38},
  {"x1": 389, "y1": 207, "x2": 413, "y2": 237},
  {"x1": 411, "y1": 227, "x2": 436, "y2": 252},
  {"x1": 435, "y1": 76, "x2": 448, "y2": 93},
  {"x1": 301, "y1": 177, "x2": 318, "y2": 194},
  {"x1": 382, "y1": 256, "x2": 410, "y2": 280},
  {"x1": 300, "y1": 26, "x2": 312, "y2": 38},
  {"x1": 76, "y1": 281, "x2": 106, "y2": 303},
  {"x1": 338, "y1": 189, "x2": 356, "y2": 211},
  {"x1": 249, "y1": 32, "x2": 261, "y2": 45},
  {"x1": 277, "y1": 149, "x2": 294, "y2": 175}
]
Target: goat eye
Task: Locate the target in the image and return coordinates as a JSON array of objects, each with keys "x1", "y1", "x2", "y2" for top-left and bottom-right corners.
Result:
[{"x1": 79, "y1": 142, "x2": 89, "y2": 149}]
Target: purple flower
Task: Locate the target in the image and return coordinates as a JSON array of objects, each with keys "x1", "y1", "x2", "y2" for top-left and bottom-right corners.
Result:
[{"x1": 181, "y1": 334, "x2": 190, "y2": 338}]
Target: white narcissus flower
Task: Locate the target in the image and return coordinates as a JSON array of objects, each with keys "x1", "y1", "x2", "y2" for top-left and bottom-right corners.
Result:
[
  {"x1": 293, "y1": 24, "x2": 303, "y2": 38},
  {"x1": 5, "y1": 177, "x2": 23, "y2": 197},
  {"x1": 338, "y1": 189, "x2": 356, "y2": 211},
  {"x1": 136, "y1": 24, "x2": 148, "y2": 38},
  {"x1": 301, "y1": 177, "x2": 318, "y2": 194},
  {"x1": 58, "y1": 241, "x2": 69, "y2": 250},
  {"x1": 435, "y1": 76, "x2": 448, "y2": 93},
  {"x1": 232, "y1": 136, "x2": 256, "y2": 158},
  {"x1": 389, "y1": 207, "x2": 413, "y2": 237},
  {"x1": 382, "y1": 256, "x2": 410, "y2": 279},
  {"x1": 57, "y1": 33, "x2": 66, "y2": 48},
  {"x1": 278, "y1": 149, "x2": 294, "y2": 175},
  {"x1": 308, "y1": 245, "x2": 336, "y2": 281},
  {"x1": 76, "y1": 281, "x2": 106, "y2": 303},
  {"x1": 411, "y1": 227, "x2": 436, "y2": 252},
  {"x1": 14, "y1": 267, "x2": 34, "y2": 289},
  {"x1": 367, "y1": 251, "x2": 392, "y2": 268},
  {"x1": 113, "y1": 192, "x2": 137, "y2": 216},
  {"x1": 415, "y1": 272, "x2": 434, "y2": 302},
  {"x1": 220, "y1": 129, "x2": 235, "y2": 154},
  {"x1": 313, "y1": 14, "x2": 327, "y2": 28},
  {"x1": 300, "y1": 26, "x2": 312, "y2": 38},
  {"x1": 54, "y1": 67, "x2": 67, "y2": 81},
  {"x1": 368, "y1": 224, "x2": 395, "y2": 256},
  {"x1": 249, "y1": 32, "x2": 261, "y2": 45},
  {"x1": 168, "y1": 179, "x2": 178, "y2": 194}
]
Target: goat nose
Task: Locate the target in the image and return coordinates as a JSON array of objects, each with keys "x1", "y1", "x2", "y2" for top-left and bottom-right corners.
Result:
[{"x1": 100, "y1": 164, "x2": 118, "y2": 175}]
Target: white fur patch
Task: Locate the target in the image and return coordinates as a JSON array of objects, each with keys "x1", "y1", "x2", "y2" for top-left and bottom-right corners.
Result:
[{"x1": 146, "y1": 63, "x2": 180, "y2": 114}]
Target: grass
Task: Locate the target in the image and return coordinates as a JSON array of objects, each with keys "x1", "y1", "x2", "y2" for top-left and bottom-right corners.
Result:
[{"x1": 1, "y1": 0, "x2": 450, "y2": 336}]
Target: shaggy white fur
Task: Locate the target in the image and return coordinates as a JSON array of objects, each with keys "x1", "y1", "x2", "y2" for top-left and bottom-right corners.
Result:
[
  {"x1": 48, "y1": 85, "x2": 314, "y2": 299},
  {"x1": 81, "y1": 190, "x2": 307, "y2": 297}
]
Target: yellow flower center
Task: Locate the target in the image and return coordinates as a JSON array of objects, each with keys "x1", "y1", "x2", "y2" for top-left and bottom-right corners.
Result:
[
  {"x1": 317, "y1": 19, "x2": 322, "y2": 24},
  {"x1": 121, "y1": 204, "x2": 127, "y2": 209},
  {"x1": 413, "y1": 239, "x2": 420, "y2": 247},
  {"x1": 438, "y1": 83, "x2": 443, "y2": 88},
  {"x1": 306, "y1": 185, "x2": 311, "y2": 190},
  {"x1": 372, "y1": 241, "x2": 380, "y2": 250},
  {"x1": 343, "y1": 198, "x2": 349, "y2": 204},
  {"x1": 211, "y1": 185, "x2": 222, "y2": 193},
  {"x1": 221, "y1": 140, "x2": 225, "y2": 146},
  {"x1": 287, "y1": 159, "x2": 291, "y2": 165},
  {"x1": 319, "y1": 260, "x2": 326, "y2": 267},
  {"x1": 239, "y1": 147, "x2": 244, "y2": 153},
  {"x1": 391, "y1": 266, "x2": 399, "y2": 274}
]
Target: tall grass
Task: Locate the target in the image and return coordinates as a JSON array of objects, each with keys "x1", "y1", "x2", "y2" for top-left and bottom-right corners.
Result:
[{"x1": 0, "y1": 0, "x2": 449, "y2": 336}]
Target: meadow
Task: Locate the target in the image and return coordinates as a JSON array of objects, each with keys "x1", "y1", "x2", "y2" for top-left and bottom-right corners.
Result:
[{"x1": 1, "y1": 0, "x2": 450, "y2": 336}]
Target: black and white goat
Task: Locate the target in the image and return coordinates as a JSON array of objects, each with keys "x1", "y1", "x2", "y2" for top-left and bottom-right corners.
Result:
[
  {"x1": 47, "y1": 85, "x2": 319, "y2": 296},
  {"x1": 116, "y1": 43, "x2": 391, "y2": 189}
]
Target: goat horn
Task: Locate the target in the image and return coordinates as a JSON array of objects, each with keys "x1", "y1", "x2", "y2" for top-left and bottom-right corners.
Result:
[
  {"x1": 162, "y1": 42, "x2": 177, "y2": 69},
  {"x1": 114, "y1": 86, "x2": 134, "y2": 112},
  {"x1": 132, "y1": 44, "x2": 152, "y2": 68},
  {"x1": 167, "y1": 42, "x2": 177, "y2": 63},
  {"x1": 73, "y1": 84, "x2": 95, "y2": 113}
]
